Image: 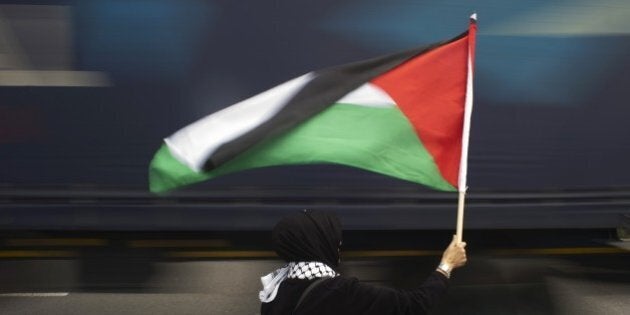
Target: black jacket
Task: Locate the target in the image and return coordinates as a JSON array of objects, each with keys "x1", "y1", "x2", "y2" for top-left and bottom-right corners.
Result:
[{"x1": 261, "y1": 271, "x2": 448, "y2": 315}]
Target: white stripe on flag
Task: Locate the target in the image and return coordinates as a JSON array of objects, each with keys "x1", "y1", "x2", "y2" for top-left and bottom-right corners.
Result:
[
  {"x1": 165, "y1": 73, "x2": 314, "y2": 171},
  {"x1": 336, "y1": 83, "x2": 396, "y2": 108}
]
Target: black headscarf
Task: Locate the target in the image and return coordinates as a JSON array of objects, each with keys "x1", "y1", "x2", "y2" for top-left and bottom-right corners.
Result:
[{"x1": 272, "y1": 210, "x2": 342, "y2": 267}]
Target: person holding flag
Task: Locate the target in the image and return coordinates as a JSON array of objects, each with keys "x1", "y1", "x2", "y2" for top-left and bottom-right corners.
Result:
[
  {"x1": 151, "y1": 14, "x2": 476, "y2": 313},
  {"x1": 259, "y1": 210, "x2": 467, "y2": 315}
]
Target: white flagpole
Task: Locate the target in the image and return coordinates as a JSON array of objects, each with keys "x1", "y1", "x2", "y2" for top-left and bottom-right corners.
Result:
[{"x1": 456, "y1": 13, "x2": 477, "y2": 243}]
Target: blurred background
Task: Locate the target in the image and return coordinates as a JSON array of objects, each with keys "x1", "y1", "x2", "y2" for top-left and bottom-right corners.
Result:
[
  {"x1": 0, "y1": 1, "x2": 629, "y2": 314},
  {"x1": 1, "y1": 0, "x2": 630, "y2": 230}
]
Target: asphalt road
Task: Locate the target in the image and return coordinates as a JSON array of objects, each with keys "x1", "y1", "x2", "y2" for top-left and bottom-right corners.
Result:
[{"x1": 0, "y1": 230, "x2": 628, "y2": 314}]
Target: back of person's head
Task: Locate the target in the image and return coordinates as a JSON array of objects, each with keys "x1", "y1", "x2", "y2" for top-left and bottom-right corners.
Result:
[{"x1": 272, "y1": 209, "x2": 342, "y2": 267}]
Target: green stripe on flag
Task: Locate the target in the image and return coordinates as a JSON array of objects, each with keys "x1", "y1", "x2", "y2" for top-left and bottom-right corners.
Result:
[{"x1": 150, "y1": 104, "x2": 455, "y2": 193}]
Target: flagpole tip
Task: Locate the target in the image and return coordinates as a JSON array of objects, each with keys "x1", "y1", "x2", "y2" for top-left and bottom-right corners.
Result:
[{"x1": 470, "y1": 13, "x2": 477, "y2": 22}]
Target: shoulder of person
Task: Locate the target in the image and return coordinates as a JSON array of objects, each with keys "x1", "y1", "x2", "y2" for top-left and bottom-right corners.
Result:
[{"x1": 308, "y1": 275, "x2": 359, "y2": 293}]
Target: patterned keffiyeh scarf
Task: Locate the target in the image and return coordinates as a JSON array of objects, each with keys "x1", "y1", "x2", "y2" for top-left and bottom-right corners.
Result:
[{"x1": 259, "y1": 261, "x2": 338, "y2": 302}]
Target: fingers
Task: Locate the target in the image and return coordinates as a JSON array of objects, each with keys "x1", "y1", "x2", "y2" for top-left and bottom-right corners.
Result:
[
  {"x1": 443, "y1": 235, "x2": 469, "y2": 269},
  {"x1": 452, "y1": 235, "x2": 467, "y2": 247}
]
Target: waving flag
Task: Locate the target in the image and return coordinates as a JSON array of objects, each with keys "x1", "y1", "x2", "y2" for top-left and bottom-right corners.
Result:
[{"x1": 150, "y1": 17, "x2": 477, "y2": 193}]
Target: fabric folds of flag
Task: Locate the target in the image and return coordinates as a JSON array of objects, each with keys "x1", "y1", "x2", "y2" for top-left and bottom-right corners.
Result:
[{"x1": 150, "y1": 18, "x2": 477, "y2": 193}]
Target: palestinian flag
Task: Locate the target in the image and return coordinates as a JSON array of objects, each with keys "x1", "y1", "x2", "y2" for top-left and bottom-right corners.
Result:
[{"x1": 150, "y1": 16, "x2": 477, "y2": 193}]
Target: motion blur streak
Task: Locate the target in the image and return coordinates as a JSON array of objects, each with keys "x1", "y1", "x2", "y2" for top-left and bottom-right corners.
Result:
[
  {"x1": 0, "y1": 4, "x2": 110, "y2": 86},
  {"x1": 484, "y1": 0, "x2": 630, "y2": 36}
]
